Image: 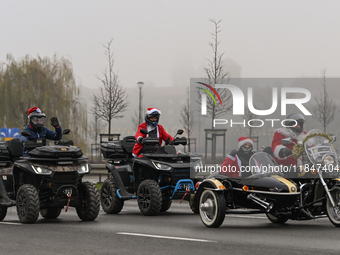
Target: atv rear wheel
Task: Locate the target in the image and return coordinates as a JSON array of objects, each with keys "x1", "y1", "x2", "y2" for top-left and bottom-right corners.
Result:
[
  {"x1": 40, "y1": 207, "x2": 62, "y2": 219},
  {"x1": 137, "y1": 179, "x2": 162, "y2": 216},
  {"x1": 76, "y1": 182, "x2": 100, "y2": 221},
  {"x1": 199, "y1": 190, "x2": 226, "y2": 228},
  {"x1": 160, "y1": 196, "x2": 172, "y2": 212},
  {"x1": 16, "y1": 184, "x2": 40, "y2": 224},
  {"x1": 100, "y1": 178, "x2": 124, "y2": 214},
  {"x1": 0, "y1": 206, "x2": 7, "y2": 221}
]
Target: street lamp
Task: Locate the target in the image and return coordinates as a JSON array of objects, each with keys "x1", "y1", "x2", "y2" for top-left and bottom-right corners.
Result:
[{"x1": 137, "y1": 82, "x2": 144, "y2": 124}]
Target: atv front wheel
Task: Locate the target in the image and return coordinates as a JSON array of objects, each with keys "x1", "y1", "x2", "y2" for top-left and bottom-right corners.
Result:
[
  {"x1": 199, "y1": 189, "x2": 225, "y2": 228},
  {"x1": 137, "y1": 179, "x2": 162, "y2": 216},
  {"x1": 40, "y1": 207, "x2": 62, "y2": 219},
  {"x1": 0, "y1": 206, "x2": 7, "y2": 221},
  {"x1": 160, "y1": 196, "x2": 172, "y2": 212},
  {"x1": 76, "y1": 182, "x2": 100, "y2": 221},
  {"x1": 16, "y1": 184, "x2": 40, "y2": 224},
  {"x1": 100, "y1": 178, "x2": 124, "y2": 214}
]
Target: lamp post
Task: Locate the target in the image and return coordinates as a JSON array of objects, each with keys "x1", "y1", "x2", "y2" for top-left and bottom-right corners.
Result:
[{"x1": 137, "y1": 82, "x2": 144, "y2": 124}]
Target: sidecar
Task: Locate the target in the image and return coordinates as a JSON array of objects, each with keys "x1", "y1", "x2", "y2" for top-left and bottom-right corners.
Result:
[{"x1": 194, "y1": 152, "x2": 300, "y2": 228}]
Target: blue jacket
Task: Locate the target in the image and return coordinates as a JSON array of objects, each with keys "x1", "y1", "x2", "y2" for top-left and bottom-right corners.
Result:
[{"x1": 19, "y1": 124, "x2": 62, "y2": 156}]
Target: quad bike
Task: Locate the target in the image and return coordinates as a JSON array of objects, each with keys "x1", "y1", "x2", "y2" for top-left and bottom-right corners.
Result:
[
  {"x1": 194, "y1": 129, "x2": 340, "y2": 228},
  {"x1": 0, "y1": 129, "x2": 100, "y2": 224},
  {"x1": 100, "y1": 129, "x2": 203, "y2": 216}
]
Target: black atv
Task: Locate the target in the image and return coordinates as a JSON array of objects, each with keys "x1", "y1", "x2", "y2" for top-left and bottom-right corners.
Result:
[
  {"x1": 0, "y1": 129, "x2": 100, "y2": 224},
  {"x1": 100, "y1": 129, "x2": 203, "y2": 216}
]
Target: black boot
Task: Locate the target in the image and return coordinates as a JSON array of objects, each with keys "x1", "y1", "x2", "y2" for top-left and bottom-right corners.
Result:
[{"x1": 0, "y1": 179, "x2": 16, "y2": 207}]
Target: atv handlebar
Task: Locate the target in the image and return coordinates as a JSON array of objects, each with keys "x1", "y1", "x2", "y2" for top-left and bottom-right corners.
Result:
[
  {"x1": 24, "y1": 140, "x2": 45, "y2": 150},
  {"x1": 169, "y1": 137, "x2": 187, "y2": 146}
]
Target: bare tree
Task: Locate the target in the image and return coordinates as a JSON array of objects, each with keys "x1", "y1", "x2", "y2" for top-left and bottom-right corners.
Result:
[
  {"x1": 131, "y1": 110, "x2": 139, "y2": 130},
  {"x1": 88, "y1": 114, "x2": 104, "y2": 144},
  {"x1": 92, "y1": 39, "x2": 128, "y2": 135},
  {"x1": 180, "y1": 87, "x2": 194, "y2": 152},
  {"x1": 312, "y1": 70, "x2": 337, "y2": 133},
  {"x1": 239, "y1": 106, "x2": 262, "y2": 138},
  {"x1": 198, "y1": 19, "x2": 232, "y2": 128},
  {"x1": 11, "y1": 101, "x2": 28, "y2": 128}
]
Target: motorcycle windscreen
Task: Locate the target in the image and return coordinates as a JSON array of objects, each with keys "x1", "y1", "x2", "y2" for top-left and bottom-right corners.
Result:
[
  {"x1": 248, "y1": 152, "x2": 279, "y2": 176},
  {"x1": 304, "y1": 129, "x2": 337, "y2": 166}
]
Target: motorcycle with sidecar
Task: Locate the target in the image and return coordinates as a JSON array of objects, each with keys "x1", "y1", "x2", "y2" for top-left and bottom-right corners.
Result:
[
  {"x1": 100, "y1": 129, "x2": 203, "y2": 216},
  {"x1": 194, "y1": 129, "x2": 340, "y2": 228},
  {"x1": 0, "y1": 129, "x2": 100, "y2": 223}
]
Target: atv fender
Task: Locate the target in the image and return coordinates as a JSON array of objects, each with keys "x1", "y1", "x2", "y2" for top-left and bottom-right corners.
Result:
[{"x1": 106, "y1": 162, "x2": 134, "y2": 200}]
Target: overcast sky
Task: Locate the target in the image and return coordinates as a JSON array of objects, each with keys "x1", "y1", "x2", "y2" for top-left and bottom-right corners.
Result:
[{"x1": 1, "y1": 0, "x2": 340, "y2": 90}]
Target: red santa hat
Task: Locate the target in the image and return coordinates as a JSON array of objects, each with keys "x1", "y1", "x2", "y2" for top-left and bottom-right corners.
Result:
[
  {"x1": 27, "y1": 107, "x2": 42, "y2": 118},
  {"x1": 146, "y1": 108, "x2": 161, "y2": 115},
  {"x1": 238, "y1": 136, "x2": 254, "y2": 149}
]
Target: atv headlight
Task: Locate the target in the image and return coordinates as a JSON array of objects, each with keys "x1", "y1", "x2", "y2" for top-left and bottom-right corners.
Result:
[
  {"x1": 323, "y1": 155, "x2": 335, "y2": 165},
  {"x1": 31, "y1": 165, "x2": 52, "y2": 175},
  {"x1": 152, "y1": 161, "x2": 172, "y2": 170},
  {"x1": 78, "y1": 163, "x2": 90, "y2": 174}
]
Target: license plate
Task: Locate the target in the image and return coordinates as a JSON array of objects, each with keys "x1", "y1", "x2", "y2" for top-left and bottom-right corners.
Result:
[{"x1": 180, "y1": 183, "x2": 191, "y2": 190}]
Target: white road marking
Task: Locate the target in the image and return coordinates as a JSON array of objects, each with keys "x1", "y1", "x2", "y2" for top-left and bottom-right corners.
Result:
[
  {"x1": 117, "y1": 232, "x2": 217, "y2": 243},
  {"x1": 0, "y1": 222, "x2": 21, "y2": 225}
]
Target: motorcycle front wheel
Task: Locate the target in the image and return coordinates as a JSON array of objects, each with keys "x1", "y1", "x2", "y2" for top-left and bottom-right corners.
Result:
[
  {"x1": 199, "y1": 190, "x2": 226, "y2": 228},
  {"x1": 326, "y1": 186, "x2": 340, "y2": 227}
]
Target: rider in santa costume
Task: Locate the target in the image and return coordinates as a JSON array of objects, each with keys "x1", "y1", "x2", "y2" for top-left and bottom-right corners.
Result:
[
  {"x1": 221, "y1": 136, "x2": 254, "y2": 178},
  {"x1": 132, "y1": 108, "x2": 173, "y2": 157},
  {"x1": 271, "y1": 113, "x2": 307, "y2": 166}
]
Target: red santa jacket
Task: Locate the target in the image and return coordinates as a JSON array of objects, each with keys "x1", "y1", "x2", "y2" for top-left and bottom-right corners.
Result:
[
  {"x1": 132, "y1": 123, "x2": 174, "y2": 157},
  {"x1": 271, "y1": 128, "x2": 306, "y2": 166},
  {"x1": 221, "y1": 154, "x2": 242, "y2": 178}
]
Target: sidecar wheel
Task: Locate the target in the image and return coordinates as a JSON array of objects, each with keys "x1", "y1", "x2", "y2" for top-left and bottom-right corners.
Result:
[
  {"x1": 326, "y1": 187, "x2": 340, "y2": 227},
  {"x1": 0, "y1": 206, "x2": 7, "y2": 221},
  {"x1": 266, "y1": 213, "x2": 288, "y2": 224},
  {"x1": 199, "y1": 190, "x2": 225, "y2": 228}
]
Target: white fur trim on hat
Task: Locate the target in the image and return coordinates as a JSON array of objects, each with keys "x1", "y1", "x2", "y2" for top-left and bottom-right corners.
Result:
[
  {"x1": 238, "y1": 136, "x2": 254, "y2": 149},
  {"x1": 147, "y1": 108, "x2": 161, "y2": 115}
]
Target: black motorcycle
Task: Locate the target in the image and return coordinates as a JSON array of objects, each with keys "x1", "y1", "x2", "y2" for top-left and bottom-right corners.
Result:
[
  {"x1": 0, "y1": 129, "x2": 100, "y2": 223},
  {"x1": 100, "y1": 129, "x2": 203, "y2": 216},
  {"x1": 194, "y1": 129, "x2": 340, "y2": 227}
]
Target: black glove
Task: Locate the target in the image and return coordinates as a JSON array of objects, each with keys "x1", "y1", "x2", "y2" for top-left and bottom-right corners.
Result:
[
  {"x1": 279, "y1": 148, "x2": 292, "y2": 158},
  {"x1": 229, "y1": 149, "x2": 238, "y2": 157},
  {"x1": 165, "y1": 137, "x2": 170, "y2": 145},
  {"x1": 50, "y1": 117, "x2": 59, "y2": 128},
  {"x1": 137, "y1": 137, "x2": 144, "y2": 144}
]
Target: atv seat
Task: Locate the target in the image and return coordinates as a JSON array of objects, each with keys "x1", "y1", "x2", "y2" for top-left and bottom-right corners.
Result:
[
  {"x1": 122, "y1": 136, "x2": 136, "y2": 161},
  {"x1": 7, "y1": 138, "x2": 23, "y2": 162}
]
